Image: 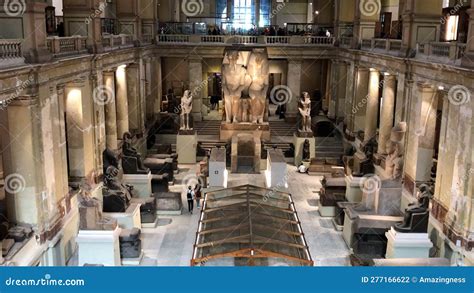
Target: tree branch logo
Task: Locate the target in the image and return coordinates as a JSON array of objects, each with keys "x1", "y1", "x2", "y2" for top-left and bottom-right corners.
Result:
[
  {"x1": 360, "y1": 174, "x2": 381, "y2": 194},
  {"x1": 359, "y1": 0, "x2": 381, "y2": 17},
  {"x1": 5, "y1": 173, "x2": 26, "y2": 194},
  {"x1": 182, "y1": 0, "x2": 204, "y2": 17},
  {"x1": 3, "y1": 0, "x2": 26, "y2": 17},
  {"x1": 448, "y1": 85, "x2": 471, "y2": 106},
  {"x1": 93, "y1": 85, "x2": 115, "y2": 106}
]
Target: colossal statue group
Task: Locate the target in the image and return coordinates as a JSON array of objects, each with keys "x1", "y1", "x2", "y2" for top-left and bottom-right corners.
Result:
[{"x1": 222, "y1": 49, "x2": 269, "y2": 124}]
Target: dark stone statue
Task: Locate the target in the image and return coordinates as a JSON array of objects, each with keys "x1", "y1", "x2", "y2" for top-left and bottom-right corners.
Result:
[
  {"x1": 394, "y1": 184, "x2": 432, "y2": 233},
  {"x1": 103, "y1": 166, "x2": 132, "y2": 213},
  {"x1": 102, "y1": 148, "x2": 119, "y2": 175},
  {"x1": 302, "y1": 139, "x2": 310, "y2": 161},
  {"x1": 122, "y1": 132, "x2": 149, "y2": 174},
  {"x1": 119, "y1": 228, "x2": 141, "y2": 258}
]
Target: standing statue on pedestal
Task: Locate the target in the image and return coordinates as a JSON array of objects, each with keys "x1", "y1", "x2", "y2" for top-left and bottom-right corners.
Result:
[
  {"x1": 247, "y1": 51, "x2": 269, "y2": 124},
  {"x1": 385, "y1": 122, "x2": 407, "y2": 180},
  {"x1": 299, "y1": 92, "x2": 312, "y2": 133},
  {"x1": 222, "y1": 51, "x2": 250, "y2": 123},
  {"x1": 180, "y1": 90, "x2": 193, "y2": 130}
]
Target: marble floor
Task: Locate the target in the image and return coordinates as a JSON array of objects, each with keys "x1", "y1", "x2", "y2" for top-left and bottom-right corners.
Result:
[{"x1": 140, "y1": 164, "x2": 351, "y2": 266}]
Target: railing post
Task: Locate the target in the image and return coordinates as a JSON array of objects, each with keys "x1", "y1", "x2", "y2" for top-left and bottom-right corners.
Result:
[
  {"x1": 53, "y1": 37, "x2": 60, "y2": 54},
  {"x1": 449, "y1": 42, "x2": 457, "y2": 61}
]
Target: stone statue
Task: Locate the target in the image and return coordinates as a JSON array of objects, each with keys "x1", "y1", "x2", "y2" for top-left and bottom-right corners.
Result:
[
  {"x1": 180, "y1": 90, "x2": 193, "y2": 130},
  {"x1": 247, "y1": 50, "x2": 269, "y2": 124},
  {"x1": 222, "y1": 51, "x2": 250, "y2": 123},
  {"x1": 385, "y1": 122, "x2": 406, "y2": 180},
  {"x1": 298, "y1": 92, "x2": 312, "y2": 132},
  {"x1": 241, "y1": 98, "x2": 250, "y2": 123},
  {"x1": 103, "y1": 165, "x2": 132, "y2": 213},
  {"x1": 122, "y1": 132, "x2": 149, "y2": 174},
  {"x1": 302, "y1": 139, "x2": 310, "y2": 161},
  {"x1": 102, "y1": 148, "x2": 119, "y2": 175},
  {"x1": 394, "y1": 184, "x2": 432, "y2": 233}
]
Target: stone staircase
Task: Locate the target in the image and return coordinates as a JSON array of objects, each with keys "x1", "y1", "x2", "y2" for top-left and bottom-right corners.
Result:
[
  {"x1": 315, "y1": 137, "x2": 344, "y2": 160},
  {"x1": 269, "y1": 120, "x2": 297, "y2": 137},
  {"x1": 195, "y1": 120, "x2": 221, "y2": 136}
]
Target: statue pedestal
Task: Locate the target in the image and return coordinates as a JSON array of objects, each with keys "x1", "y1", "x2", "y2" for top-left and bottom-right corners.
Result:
[
  {"x1": 122, "y1": 172, "x2": 152, "y2": 198},
  {"x1": 104, "y1": 203, "x2": 142, "y2": 230},
  {"x1": 220, "y1": 122, "x2": 270, "y2": 141},
  {"x1": 177, "y1": 132, "x2": 197, "y2": 164},
  {"x1": 76, "y1": 227, "x2": 121, "y2": 266},
  {"x1": 265, "y1": 150, "x2": 287, "y2": 188},
  {"x1": 385, "y1": 228, "x2": 433, "y2": 258},
  {"x1": 293, "y1": 134, "x2": 315, "y2": 166},
  {"x1": 209, "y1": 148, "x2": 227, "y2": 187},
  {"x1": 344, "y1": 175, "x2": 364, "y2": 203},
  {"x1": 156, "y1": 192, "x2": 183, "y2": 215}
]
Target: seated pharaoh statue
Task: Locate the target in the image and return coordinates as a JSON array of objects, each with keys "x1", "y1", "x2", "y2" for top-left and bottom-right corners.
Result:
[
  {"x1": 122, "y1": 132, "x2": 150, "y2": 174},
  {"x1": 394, "y1": 184, "x2": 432, "y2": 233},
  {"x1": 103, "y1": 166, "x2": 132, "y2": 213}
]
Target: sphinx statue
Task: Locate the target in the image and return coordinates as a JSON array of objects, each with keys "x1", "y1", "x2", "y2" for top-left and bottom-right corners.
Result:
[
  {"x1": 222, "y1": 51, "x2": 250, "y2": 123},
  {"x1": 394, "y1": 184, "x2": 432, "y2": 233},
  {"x1": 247, "y1": 50, "x2": 269, "y2": 124},
  {"x1": 298, "y1": 92, "x2": 312, "y2": 133},
  {"x1": 180, "y1": 90, "x2": 193, "y2": 130}
]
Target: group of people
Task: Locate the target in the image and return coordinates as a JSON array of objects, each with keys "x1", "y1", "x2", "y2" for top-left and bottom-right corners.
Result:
[{"x1": 186, "y1": 185, "x2": 202, "y2": 214}]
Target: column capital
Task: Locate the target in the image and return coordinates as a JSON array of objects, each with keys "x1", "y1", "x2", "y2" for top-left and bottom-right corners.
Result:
[
  {"x1": 383, "y1": 73, "x2": 397, "y2": 81},
  {"x1": 369, "y1": 68, "x2": 379, "y2": 73},
  {"x1": 416, "y1": 81, "x2": 434, "y2": 90}
]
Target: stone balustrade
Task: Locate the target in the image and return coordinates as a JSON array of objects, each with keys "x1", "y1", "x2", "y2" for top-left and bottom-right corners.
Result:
[
  {"x1": 47, "y1": 36, "x2": 88, "y2": 57},
  {"x1": 417, "y1": 41, "x2": 466, "y2": 63},
  {"x1": 339, "y1": 37, "x2": 352, "y2": 48},
  {"x1": 361, "y1": 38, "x2": 402, "y2": 55},
  {"x1": 102, "y1": 34, "x2": 135, "y2": 51},
  {"x1": 156, "y1": 34, "x2": 335, "y2": 46},
  {"x1": 0, "y1": 39, "x2": 25, "y2": 68}
]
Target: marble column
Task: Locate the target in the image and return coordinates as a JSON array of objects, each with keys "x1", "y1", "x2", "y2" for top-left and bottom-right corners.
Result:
[
  {"x1": 189, "y1": 58, "x2": 203, "y2": 122},
  {"x1": 351, "y1": 67, "x2": 369, "y2": 133},
  {"x1": 327, "y1": 61, "x2": 338, "y2": 119},
  {"x1": 22, "y1": 1, "x2": 52, "y2": 63},
  {"x1": 103, "y1": 71, "x2": 118, "y2": 150},
  {"x1": 115, "y1": 65, "x2": 129, "y2": 139},
  {"x1": 145, "y1": 58, "x2": 154, "y2": 122},
  {"x1": 364, "y1": 69, "x2": 380, "y2": 142},
  {"x1": 344, "y1": 62, "x2": 356, "y2": 129},
  {"x1": 377, "y1": 74, "x2": 397, "y2": 154},
  {"x1": 154, "y1": 57, "x2": 163, "y2": 115},
  {"x1": 64, "y1": 84, "x2": 86, "y2": 178},
  {"x1": 126, "y1": 64, "x2": 140, "y2": 134},
  {"x1": 461, "y1": 0, "x2": 474, "y2": 68},
  {"x1": 336, "y1": 62, "x2": 347, "y2": 119}
]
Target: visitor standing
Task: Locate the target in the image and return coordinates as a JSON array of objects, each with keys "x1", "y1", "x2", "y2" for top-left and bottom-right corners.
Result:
[
  {"x1": 195, "y1": 185, "x2": 202, "y2": 208},
  {"x1": 187, "y1": 186, "x2": 194, "y2": 214}
]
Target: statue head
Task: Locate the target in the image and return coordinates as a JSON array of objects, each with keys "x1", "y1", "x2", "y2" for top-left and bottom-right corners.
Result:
[
  {"x1": 123, "y1": 132, "x2": 132, "y2": 142},
  {"x1": 303, "y1": 92, "x2": 310, "y2": 100},
  {"x1": 227, "y1": 51, "x2": 239, "y2": 64}
]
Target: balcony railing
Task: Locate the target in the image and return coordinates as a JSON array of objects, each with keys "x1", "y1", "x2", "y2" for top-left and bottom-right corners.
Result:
[
  {"x1": 360, "y1": 38, "x2": 402, "y2": 55},
  {"x1": 102, "y1": 34, "x2": 134, "y2": 51},
  {"x1": 46, "y1": 36, "x2": 88, "y2": 57},
  {"x1": 156, "y1": 34, "x2": 335, "y2": 46},
  {"x1": 417, "y1": 41, "x2": 466, "y2": 64},
  {"x1": 0, "y1": 39, "x2": 25, "y2": 68},
  {"x1": 339, "y1": 37, "x2": 352, "y2": 48}
]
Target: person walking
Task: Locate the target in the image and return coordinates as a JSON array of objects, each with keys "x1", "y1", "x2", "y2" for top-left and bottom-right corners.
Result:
[
  {"x1": 195, "y1": 184, "x2": 202, "y2": 209},
  {"x1": 186, "y1": 186, "x2": 194, "y2": 214}
]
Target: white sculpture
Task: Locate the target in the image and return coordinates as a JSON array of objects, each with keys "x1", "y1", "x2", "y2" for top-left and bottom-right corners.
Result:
[
  {"x1": 180, "y1": 90, "x2": 193, "y2": 130},
  {"x1": 222, "y1": 51, "x2": 249, "y2": 123},
  {"x1": 299, "y1": 92, "x2": 312, "y2": 132},
  {"x1": 247, "y1": 50, "x2": 269, "y2": 124}
]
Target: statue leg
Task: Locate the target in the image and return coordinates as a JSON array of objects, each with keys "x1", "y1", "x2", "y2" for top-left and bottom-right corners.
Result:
[
  {"x1": 180, "y1": 113, "x2": 185, "y2": 130},
  {"x1": 232, "y1": 96, "x2": 241, "y2": 123},
  {"x1": 224, "y1": 96, "x2": 232, "y2": 123}
]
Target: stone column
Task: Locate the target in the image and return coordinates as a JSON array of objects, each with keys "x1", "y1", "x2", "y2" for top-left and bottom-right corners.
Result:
[
  {"x1": 336, "y1": 62, "x2": 347, "y2": 119},
  {"x1": 364, "y1": 69, "x2": 380, "y2": 142},
  {"x1": 400, "y1": 0, "x2": 442, "y2": 56},
  {"x1": 115, "y1": 65, "x2": 129, "y2": 139},
  {"x1": 286, "y1": 59, "x2": 303, "y2": 123},
  {"x1": 461, "y1": 0, "x2": 474, "y2": 68},
  {"x1": 22, "y1": 0, "x2": 52, "y2": 63},
  {"x1": 327, "y1": 61, "x2": 338, "y2": 119},
  {"x1": 352, "y1": 67, "x2": 370, "y2": 133},
  {"x1": 189, "y1": 58, "x2": 203, "y2": 122},
  {"x1": 154, "y1": 57, "x2": 163, "y2": 115},
  {"x1": 344, "y1": 62, "x2": 356, "y2": 129},
  {"x1": 104, "y1": 71, "x2": 118, "y2": 150},
  {"x1": 352, "y1": 0, "x2": 379, "y2": 49},
  {"x1": 126, "y1": 64, "x2": 141, "y2": 134},
  {"x1": 1, "y1": 97, "x2": 45, "y2": 226},
  {"x1": 145, "y1": 58, "x2": 154, "y2": 122},
  {"x1": 377, "y1": 74, "x2": 397, "y2": 154}
]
